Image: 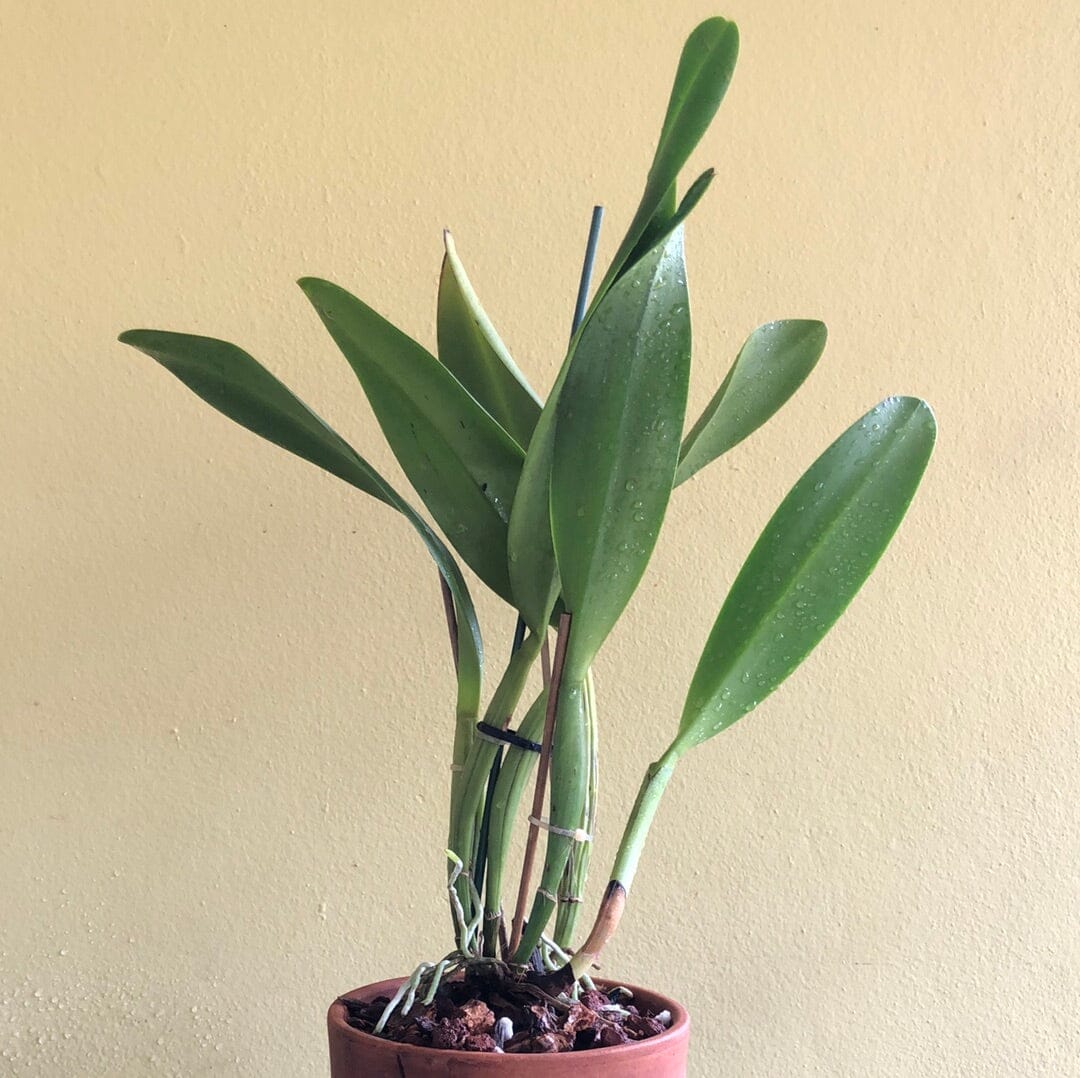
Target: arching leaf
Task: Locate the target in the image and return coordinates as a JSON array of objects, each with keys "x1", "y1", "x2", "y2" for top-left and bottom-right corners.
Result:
[
  {"x1": 677, "y1": 319, "x2": 827, "y2": 485},
  {"x1": 118, "y1": 330, "x2": 391, "y2": 505},
  {"x1": 299, "y1": 277, "x2": 524, "y2": 604},
  {"x1": 117, "y1": 328, "x2": 483, "y2": 713}
]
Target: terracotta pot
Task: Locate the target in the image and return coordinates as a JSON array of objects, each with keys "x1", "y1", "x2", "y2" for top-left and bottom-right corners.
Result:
[{"x1": 328, "y1": 976, "x2": 690, "y2": 1077}]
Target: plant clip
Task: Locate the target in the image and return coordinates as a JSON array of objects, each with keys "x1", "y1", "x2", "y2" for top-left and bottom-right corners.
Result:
[{"x1": 475, "y1": 720, "x2": 543, "y2": 754}]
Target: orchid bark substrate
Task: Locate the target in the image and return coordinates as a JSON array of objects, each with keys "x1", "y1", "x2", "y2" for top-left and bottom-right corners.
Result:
[{"x1": 118, "y1": 13, "x2": 936, "y2": 1027}]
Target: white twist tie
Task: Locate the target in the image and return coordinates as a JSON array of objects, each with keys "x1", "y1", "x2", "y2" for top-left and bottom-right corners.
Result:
[{"x1": 528, "y1": 815, "x2": 592, "y2": 843}]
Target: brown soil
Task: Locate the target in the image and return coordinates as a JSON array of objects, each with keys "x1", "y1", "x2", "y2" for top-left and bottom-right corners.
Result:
[{"x1": 340, "y1": 968, "x2": 669, "y2": 1054}]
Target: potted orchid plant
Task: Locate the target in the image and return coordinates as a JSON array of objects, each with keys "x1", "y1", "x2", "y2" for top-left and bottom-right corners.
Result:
[{"x1": 119, "y1": 16, "x2": 935, "y2": 1077}]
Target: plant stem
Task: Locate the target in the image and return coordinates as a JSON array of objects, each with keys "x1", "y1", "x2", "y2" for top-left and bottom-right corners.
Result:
[
  {"x1": 553, "y1": 668, "x2": 597, "y2": 948},
  {"x1": 481, "y1": 687, "x2": 547, "y2": 956},
  {"x1": 611, "y1": 744, "x2": 681, "y2": 891},
  {"x1": 508, "y1": 613, "x2": 572, "y2": 956},
  {"x1": 474, "y1": 617, "x2": 529, "y2": 913},
  {"x1": 447, "y1": 630, "x2": 542, "y2": 920},
  {"x1": 511, "y1": 669, "x2": 591, "y2": 962},
  {"x1": 568, "y1": 743, "x2": 682, "y2": 977}
]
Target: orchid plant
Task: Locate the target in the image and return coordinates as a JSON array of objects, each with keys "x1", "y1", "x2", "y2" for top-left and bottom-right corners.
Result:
[{"x1": 119, "y1": 16, "x2": 935, "y2": 1027}]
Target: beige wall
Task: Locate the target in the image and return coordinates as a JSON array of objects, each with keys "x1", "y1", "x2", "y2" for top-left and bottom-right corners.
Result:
[{"x1": 2, "y1": 1, "x2": 1077, "y2": 1074}]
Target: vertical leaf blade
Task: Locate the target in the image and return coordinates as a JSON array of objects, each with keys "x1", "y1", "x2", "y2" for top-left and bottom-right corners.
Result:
[
  {"x1": 676, "y1": 396, "x2": 936, "y2": 750},
  {"x1": 594, "y1": 18, "x2": 739, "y2": 304},
  {"x1": 677, "y1": 319, "x2": 827, "y2": 485},
  {"x1": 550, "y1": 228, "x2": 692, "y2": 673},
  {"x1": 506, "y1": 14, "x2": 735, "y2": 628},
  {"x1": 505, "y1": 196, "x2": 709, "y2": 636},
  {"x1": 650, "y1": 18, "x2": 740, "y2": 199}
]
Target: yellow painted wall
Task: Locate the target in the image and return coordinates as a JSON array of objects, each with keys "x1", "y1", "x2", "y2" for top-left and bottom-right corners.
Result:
[{"x1": 2, "y1": 2, "x2": 1077, "y2": 1074}]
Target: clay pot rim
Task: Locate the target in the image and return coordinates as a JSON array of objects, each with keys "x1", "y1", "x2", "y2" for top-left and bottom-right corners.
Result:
[{"x1": 328, "y1": 975, "x2": 690, "y2": 1064}]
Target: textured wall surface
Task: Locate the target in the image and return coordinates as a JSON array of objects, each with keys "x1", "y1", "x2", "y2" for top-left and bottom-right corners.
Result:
[{"x1": 2, "y1": 1, "x2": 1077, "y2": 1074}]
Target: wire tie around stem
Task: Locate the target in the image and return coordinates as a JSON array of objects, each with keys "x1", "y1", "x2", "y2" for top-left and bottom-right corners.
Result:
[
  {"x1": 527, "y1": 815, "x2": 593, "y2": 843},
  {"x1": 476, "y1": 720, "x2": 542, "y2": 753}
]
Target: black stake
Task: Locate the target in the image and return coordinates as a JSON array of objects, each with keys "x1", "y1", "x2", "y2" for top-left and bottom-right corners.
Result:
[{"x1": 475, "y1": 205, "x2": 605, "y2": 954}]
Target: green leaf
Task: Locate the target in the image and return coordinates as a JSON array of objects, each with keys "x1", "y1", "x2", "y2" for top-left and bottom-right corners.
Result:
[
  {"x1": 654, "y1": 182, "x2": 678, "y2": 229},
  {"x1": 437, "y1": 231, "x2": 541, "y2": 449},
  {"x1": 651, "y1": 19, "x2": 740, "y2": 202},
  {"x1": 505, "y1": 363, "x2": 566, "y2": 634},
  {"x1": 677, "y1": 319, "x2": 827, "y2": 485},
  {"x1": 118, "y1": 330, "x2": 393, "y2": 505},
  {"x1": 505, "y1": 19, "x2": 735, "y2": 629},
  {"x1": 675, "y1": 396, "x2": 936, "y2": 751},
  {"x1": 117, "y1": 328, "x2": 483, "y2": 713},
  {"x1": 550, "y1": 227, "x2": 691, "y2": 675},
  {"x1": 505, "y1": 203, "x2": 706, "y2": 636},
  {"x1": 593, "y1": 18, "x2": 738, "y2": 306},
  {"x1": 623, "y1": 168, "x2": 715, "y2": 275},
  {"x1": 299, "y1": 277, "x2": 525, "y2": 604}
]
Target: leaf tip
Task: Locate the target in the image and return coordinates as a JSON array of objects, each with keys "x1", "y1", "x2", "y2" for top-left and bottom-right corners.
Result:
[
  {"x1": 442, "y1": 229, "x2": 461, "y2": 265},
  {"x1": 118, "y1": 328, "x2": 160, "y2": 353},
  {"x1": 911, "y1": 397, "x2": 938, "y2": 435},
  {"x1": 297, "y1": 277, "x2": 341, "y2": 313},
  {"x1": 689, "y1": 15, "x2": 740, "y2": 52},
  {"x1": 803, "y1": 319, "x2": 828, "y2": 350}
]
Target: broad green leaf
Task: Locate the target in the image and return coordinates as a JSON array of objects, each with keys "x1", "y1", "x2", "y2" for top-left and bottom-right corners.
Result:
[
  {"x1": 504, "y1": 18, "x2": 734, "y2": 627},
  {"x1": 506, "y1": 206, "x2": 706, "y2": 635},
  {"x1": 117, "y1": 328, "x2": 482, "y2": 712},
  {"x1": 550, "y1": 227, "x2": 691, "y2": 675},
  {"x1": 675, "y1": 396, "x2": 936, "y2": 751},
  {"x1": 676, "y1": 319, "x2": 827, "y2": 485},
  {"x1": 591, "y1": 18, "x2": 738, "y2": 308},
  {"x1": 437, "y1": 231, "x2": 541, "y2": 449},
  {"x1": 299, "y1": 277, "x2": 524, "y2": 604}
]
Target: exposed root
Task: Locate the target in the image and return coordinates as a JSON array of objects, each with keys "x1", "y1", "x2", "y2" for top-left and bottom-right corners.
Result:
[{"x1": 344, "y1": 963, "x2": 671, "y2": 1054}]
